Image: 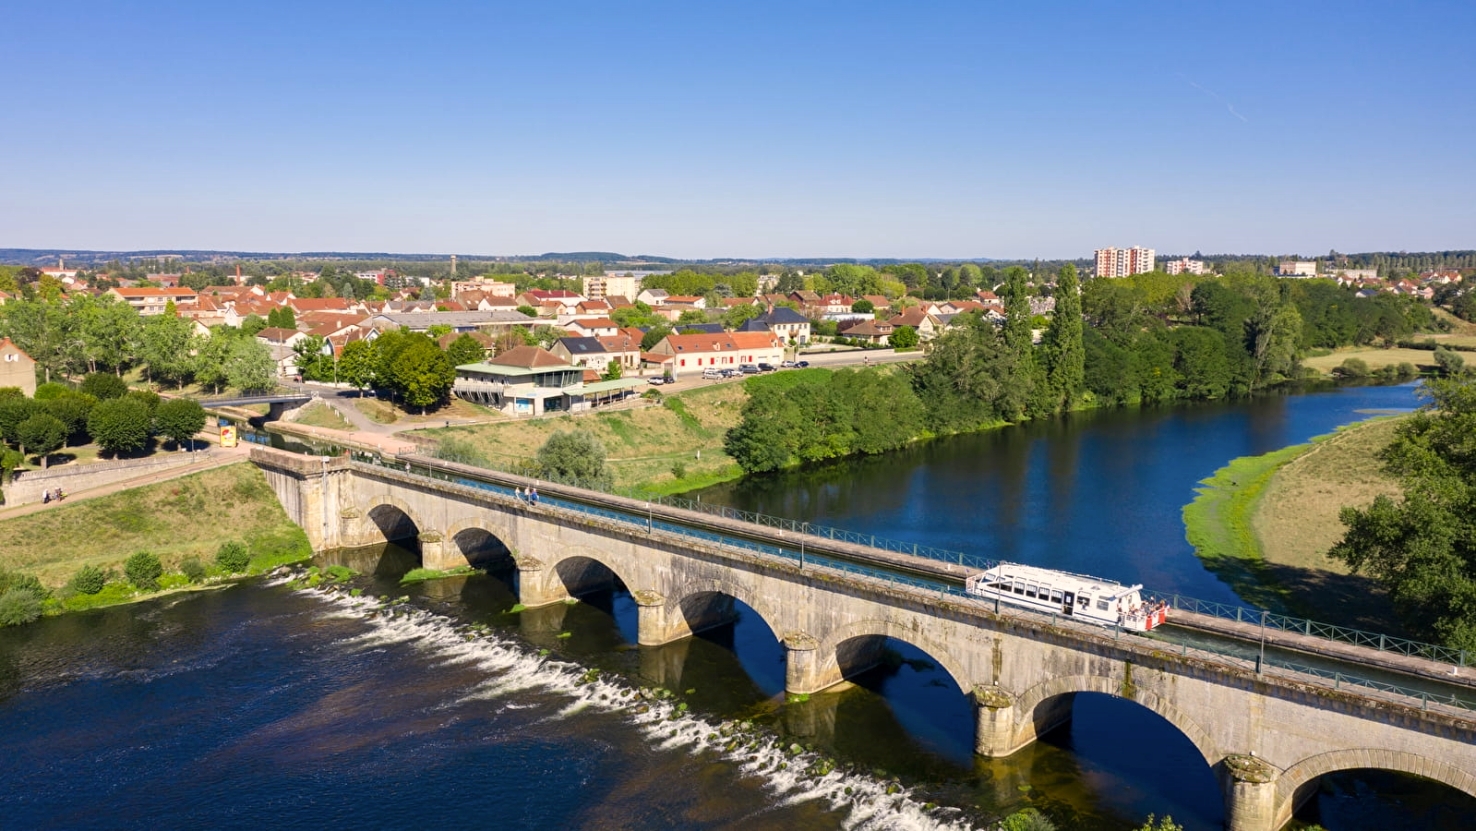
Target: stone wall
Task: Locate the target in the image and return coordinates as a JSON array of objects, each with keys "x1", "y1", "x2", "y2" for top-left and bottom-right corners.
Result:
[{"x1": 4, "y1": 451, "x2": 211, "y2": 506}]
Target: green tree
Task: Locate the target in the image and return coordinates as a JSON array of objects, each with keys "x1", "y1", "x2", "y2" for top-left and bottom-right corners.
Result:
[
  {"x1": 1330, "y1": 379, "x2": 1476, "y2": 649},
  {"x1": 216, "y1": 540, "x2": 250, "y2": 573},
  {"x1": 535, "y1": 430, "x2": 614, "y2": 490},
  {"x1": 69, "y1": 564, "x2": 107, "y2": 595},
  {"x1": 153, "y1": 398, "x2": 206, "y2": 450},
  {"x1": 851, "y1": 299, "x2": 875, "y2": 314},
  {"x1": 434, "y1": 436, "x2": 489, "y2": 468},
  {"x1": 1434, "y1": 346, "x2": 1465, "y2": 377},
  {"x1": 266, "y1": 306, "x2": 296, "y2": 330},
  {"x1": 603, "y1": 361, "x2": 623, "y2": 381},
  {"x1": 193, "y1": 330, "x2": 235, "y2": 394},
  {"x1": 87, "y1": 397, "x2": 152, "y2": 456},
  {"x1": 1171, "y1": 327, "x2": 1233, "y2": 399},
  {"x1": 80, "y1": 372, "x2": 128, "y2": 400},
  {"x1": 33, "y1": 382, "x2": 69, "y2": 400},
  {"x1": 722, "y1": 303, "x2": 763, "y2": 330},
  {"x1": 889, "y1": 324, "x2": 919, "y2": 349},
  {"x1": 445, "y1": 333, "x2": 487, "y2": 368},
  {"x1": 17, "y1": 413, "x2": 66, "y2": 468},
  {"x1": 125, "y1": 551, "x2": 163, "y2": 591},
  {"x1": 676, "y1": 309, "x2": 709, "y2": 327},
  {"x1": 516, "y1": 304, "x2": 539, "y2": 318},
  {"x1": 909, "y1": 317, "x2": 1018, "y2": 434},
  {"x1": 1040, "y1": 263, "x2": 1084, "y2": 412},
  {"x1": 391, "y1": 337, "x2": 454, "y2": 412},
  {"x1": 641, "y1": 324, "x2": 673, "y2": 351},
  {"x1": 139, "y1": 313, "x2": 196, "y2": 387},
  {"x1": 0, "y1": 396, "x2": 45, "y2": 447},
  {"x1": 293, "y1": 335, "x2": 332, "y2": 381},
  {"x1": 337, "y1": 339, "x2": 377, "y2": 394},
  {"x1": 999, "y1": 265, "x2": 1037, "y2": 420},
  {"x1": 225, "y1": 337, "x2": 276, "y2": 392}
]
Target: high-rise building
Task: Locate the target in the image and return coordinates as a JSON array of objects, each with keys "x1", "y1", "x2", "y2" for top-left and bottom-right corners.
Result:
[
  {"x1": 1163, "y1": 257, "x2": 1209, "y2": 275},
  {"x1": 584, "y1": 273, "x2": 640, "y2": 302},
  {"x1": 1094, "y1": 246, "x2": 1155, "y2": 278}
]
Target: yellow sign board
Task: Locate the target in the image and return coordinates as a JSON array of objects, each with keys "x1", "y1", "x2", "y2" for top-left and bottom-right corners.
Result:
[{"x1": 220, "y1": 425, "x2": 238, "y2": 448}]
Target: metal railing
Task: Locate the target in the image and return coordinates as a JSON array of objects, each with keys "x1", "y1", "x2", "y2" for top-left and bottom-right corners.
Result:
[{"x1": 340, "y1": 452, "x2": 1476, "y2": 716}]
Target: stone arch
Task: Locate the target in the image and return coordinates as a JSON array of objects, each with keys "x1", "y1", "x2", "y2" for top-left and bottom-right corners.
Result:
[
  {"x1": 1012, "y1": 674, "x2": 1221, "y2": 767},
  {"x1": 443, "y1": 516, "x2": 518, "y2": 570},
  {"x1": 1273, "y1": 748, "x2": 1476, "y2": 829},
  {"x1": 665, "y1": 578, "x2": 785, "y2": 644},
  {"x1": 360, "y1": 497, "x2": 425, "y2": 546},
  {"x1": 813, "y1": 618, "x2": 974, "y2": 696},
  {"x1": 544, "y1": 546, "x2": 636, "y2": 599}
]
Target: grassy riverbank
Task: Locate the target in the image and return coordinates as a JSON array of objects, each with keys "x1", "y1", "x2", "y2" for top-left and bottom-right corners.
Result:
[
  {"x1": 1183, "y1": 416, "x2": 1406, "y2": 628},
  {"x1": 0, "y1": 462, "x2": 311, "y2": 591}
]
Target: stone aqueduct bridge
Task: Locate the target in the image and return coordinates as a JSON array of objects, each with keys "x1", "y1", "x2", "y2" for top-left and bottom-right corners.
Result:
[{"x1": 252, "y1": 446, "x2": 1476, "y2": 831}]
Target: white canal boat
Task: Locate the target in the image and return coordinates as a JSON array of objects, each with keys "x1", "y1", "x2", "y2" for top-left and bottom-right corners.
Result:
[{"x1": 965, "y1": 562, "x2": 1168, "y2": 631}]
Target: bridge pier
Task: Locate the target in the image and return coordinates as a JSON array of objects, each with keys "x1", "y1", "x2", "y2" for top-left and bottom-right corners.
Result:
[
  {"x1": 515, "y1": 556, "x2": 568, "y2": 608},
  {"x1": 420, "y1": 532, "x2": 463, "y2": 571},
  {"x1": 1220, "y1": 755, "x2": 1280, "y2": 831},
  {"x1": 784, "y1": 632, "x2": 823, "y2": 695}
]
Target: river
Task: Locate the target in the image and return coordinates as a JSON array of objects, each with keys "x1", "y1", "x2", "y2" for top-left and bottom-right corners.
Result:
[{"x1": 2, "y1": 381, "x2": 1471, "y2": 830}]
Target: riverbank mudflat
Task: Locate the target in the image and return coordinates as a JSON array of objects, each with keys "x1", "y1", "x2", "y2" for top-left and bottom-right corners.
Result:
[{"x1": 1183, "y1": 416, "x2": 1406, "y2": 628}]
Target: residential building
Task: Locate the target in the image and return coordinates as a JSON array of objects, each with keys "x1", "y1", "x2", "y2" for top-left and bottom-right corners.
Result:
[
  {"x1": 887, "y1": 308, "x2": 941, "y2": 340},
  {"x1": 365, "y1": 310, "x2": 535, "y2": 334},
  {"x1": 451, "y1": 278, "x2": 517, "y2": 298},
  {"x1": 647, "y1": 332, "x2": 784, "y2": 378},
  {"x1": 1330, "y1": 268, "x2": 1379, "y2": 283},
  {"x1": 583, "y1": 273, "x2": 639, "y2": 302},
  {"x1": 1094, "y1": 246, "x2": 1155, "y2": 278},
  {"x1": 1277, "y1": 261, "x2": 1318, "y2": 278},
  {"x1": 1163, "y1": 258, "x2": 1210, "y2": 275},
  {"x1": 551, "y1": 337, "x2": 614, "y2": 373},
  {"x1": 562, "y1": 317, "x2": 620, "y2": 338},
  {"x1": 839, "y1": 319, "x2": 894, "y2": 346},
  {"x1": 737, "y1": 305, "x2": 811, "y2": 344},
  {"x1": 595, "y1": 333, "x2": 644, "y2": 370},
  {"x1": 108, "y1": 286, "x2": 199, "y2": 315},
  {"x1": 636, "y1": 288, "x2": 670, "y2": 306},
  {"x1": 0, "y1": 337, "x2": 37, "y2": 396}
]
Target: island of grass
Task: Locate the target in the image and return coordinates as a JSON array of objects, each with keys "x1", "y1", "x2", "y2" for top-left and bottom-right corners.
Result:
[
  {"x1": 0, "y1": 462, "x2": 313, "y2": 620},
  {"x1": 1183, "y1": 416, "x2": 1406, "y2": 629}
]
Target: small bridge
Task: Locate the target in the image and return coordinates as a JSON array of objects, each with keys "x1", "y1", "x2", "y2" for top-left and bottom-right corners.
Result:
[
  {"x1": 195, "y1": 391, "x2": 313, "y2": 419},
  {"x1": 251, "y1": 446, "x2": 1476, "y2": 831}
]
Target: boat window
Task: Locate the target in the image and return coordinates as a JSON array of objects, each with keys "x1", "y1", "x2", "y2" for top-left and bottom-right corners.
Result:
[
  {"x1": 1025, "y1": 585, "x2": 1037, "y2": 599},
  {"x1": 1050, "y1": 590, "x2": 1063, "y2": 603},
  {"x1": 1096, "y1": 598, "x2": 1110, "y2": 611},
  {"x1": 1078, "y1": 595, "x2": 1090, "y2": 606},
  {"x1": 1013, "y1": 582, "x2": 1025, "y2": 595}
]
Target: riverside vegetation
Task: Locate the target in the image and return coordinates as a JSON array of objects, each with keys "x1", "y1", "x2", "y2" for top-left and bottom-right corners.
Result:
[
  {"x1": 726, "y1": 265, "x2": 1436, "y2": 473},
  {"x1": 0, "y1": 463, "x2": 312, "y2": 626}
]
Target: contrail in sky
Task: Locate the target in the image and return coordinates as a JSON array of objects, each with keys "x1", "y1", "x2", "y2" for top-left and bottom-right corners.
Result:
[{"x1": 1180, "y1": 74, "x2": 1249, "y2": 122}]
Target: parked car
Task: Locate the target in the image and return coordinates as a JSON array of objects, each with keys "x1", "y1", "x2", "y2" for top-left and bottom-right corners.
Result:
[
  {"x1": 796, "y1": 360, "x2": 810, "y2": 368},
  {"x1": 723, "y1": 368, "x2": 742, "y2": 377},
  {"x1": 781, "y1": 360, "x2": 796, "y2": 368},
  {"x1": 757, "y1": 363, "x2": 776, "y2": 372},
  {"x1": 647, "y1": 376, "x2": 666, "y2": 385},
  {"x1": 739, "y1": 364, "x2": 760, "y2": 374},
  {"x1": 702, "y1": 368, "x2": 723, "y2": 379}
]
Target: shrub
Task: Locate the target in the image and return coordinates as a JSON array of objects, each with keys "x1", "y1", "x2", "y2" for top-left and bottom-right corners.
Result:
[
  {"x1": 180, "y1": 556, "x2": 207, "y2": 583},
  {"x1": 69, "y1": 564, "x2": 107, "y2": 595},
  {"x1": 0, "y1": 569, "x2": 48, "y2": 601},
  {"x1": 671, "y1": 461, "x2": 687, "y2": 480},
  {"x1": 0, "y1": 588, "x2": 42, "y2": 626},
  {"x1": 125, "y1": 551, "x2": 163, "y2": 591},
  {"x1": 1001, "y1": 809, "x2": 1057, "y2": 831},
  {"x1": 1434, "y1": 346, "x2": 1465, "y2": 377},
  {"x1": 433, "y1": 437, "x2": 489, "y2": 468},
  {"x1": 80, "y1": 373, "x2": 129, "y2": 400},
  {"x1": 216, "y1": 540, "x2": 251, "y2": 573},
  {"x1": 1333, "y1": 357, "x2": 1370, "y2": 378},
  {"x1": 33, "y1": 382, "x2": 71, "y2": 401}
]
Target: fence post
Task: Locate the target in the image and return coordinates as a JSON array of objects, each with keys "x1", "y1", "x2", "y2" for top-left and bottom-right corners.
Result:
[
  {"x1": 1305, "y1": 619, "x2": 1312, "y2": 636},
  {"x1": 1236, "y1": 607, "x2": 1242, "y2": 623},
  {"x1": 1461, "y1": 650, "x2": 1467, "y2": 669},
  {"x1": 1380, "y1": 634, "x2": 1386, "y2": 651}
]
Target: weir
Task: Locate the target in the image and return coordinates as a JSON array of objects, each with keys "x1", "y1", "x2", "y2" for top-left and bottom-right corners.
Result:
[{"x1": 252, "y1": 445, "x2": 1476, "y2": 831}]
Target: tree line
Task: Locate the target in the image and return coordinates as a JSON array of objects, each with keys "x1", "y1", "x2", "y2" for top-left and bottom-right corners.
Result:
[{"x1": 726, "y1": 267, "x2": 1439, "y2": 473}]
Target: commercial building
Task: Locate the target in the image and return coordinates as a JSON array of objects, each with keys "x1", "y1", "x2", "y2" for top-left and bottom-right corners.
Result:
[
  {"x1": 1094, "y1": 247, "x2": 1156, "y2": 278},
  {"x1": 453, "y1": 346, "x2": 643, "y2": 416}
]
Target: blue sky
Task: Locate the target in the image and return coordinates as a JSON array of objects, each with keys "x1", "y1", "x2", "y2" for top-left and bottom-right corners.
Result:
[{"x1": 2, "y1": 1, "x2": 1472, "y2": 259}]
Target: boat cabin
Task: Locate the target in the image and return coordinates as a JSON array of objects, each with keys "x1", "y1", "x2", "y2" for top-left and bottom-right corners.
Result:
[{"x1": 965, "y1": 563, "x2": 1166, "y2": 631}]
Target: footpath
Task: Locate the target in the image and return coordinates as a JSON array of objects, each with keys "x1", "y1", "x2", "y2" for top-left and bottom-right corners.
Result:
[{"x1": 0, "y1": 439, "x2": 252, "y2": 521}]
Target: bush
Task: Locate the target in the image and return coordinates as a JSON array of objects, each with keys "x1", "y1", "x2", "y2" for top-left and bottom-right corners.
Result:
[
  {"x1": 0, "y1": 569, "x2": 48, "y2": 601},
  {"x1": 69, "y1": 564, "x2": 107, "y2": 595},
  {"x1": 1001, "y1": 809, "x2": 1057, "y2": 831},
  {"x1": 671, "y1": 461, "x2": 687, "y2": 480},
  {"x1": 180, "y1": 556, "x2": 207, "y2": 583},
  {"x1": 433, "y1": 437, "x2": 489, "y2": 468},
  {"x1": 1333, "y1": 357, "x2": 1370, "y2": 378},
  {"x1": 33, "y1": 382, "x2": 71, "y2": 401},
  {"x1": 125, "y1": 551, "x2": 164, "y2": 591},
  {"x1": 535, "y1": 430, "x2": 614, "y2": 491},
  {"x1": 1434, "y1": 346, "x2": 1465, "y2": 377},
  {"x1": 216, "y1": 540, "x2": 251, "y2": 573},
  {"x1": 80, "y1": 373, "x2": 129, "y2": 400},
  {"x1": 0, "y1": 588, "x2": 42, "y2": 626}
]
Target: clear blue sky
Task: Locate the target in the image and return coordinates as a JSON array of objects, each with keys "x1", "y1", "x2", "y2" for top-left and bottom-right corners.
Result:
[{"x1": 3, "y1": 1, "x2": 1472, "y2": 259}]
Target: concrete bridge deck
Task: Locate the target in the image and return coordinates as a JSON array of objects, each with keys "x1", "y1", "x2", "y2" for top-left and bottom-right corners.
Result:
[{"x1": 251, "y1": 446, "x2": 1476, "y2": 831}]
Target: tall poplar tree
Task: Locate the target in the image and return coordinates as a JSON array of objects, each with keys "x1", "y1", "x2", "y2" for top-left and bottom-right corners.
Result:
[
  {"x1": 999, "y1": 266, "x2": 1035, "y2": 420},
  {"x1": 1041, "y1": 263, "x2": 1085, "y2": 412}
]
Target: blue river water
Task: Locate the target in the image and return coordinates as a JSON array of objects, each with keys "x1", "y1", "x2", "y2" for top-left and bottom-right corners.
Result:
[{"x1": 2, "y1": 381, "x2": 1472, "y2": 831}]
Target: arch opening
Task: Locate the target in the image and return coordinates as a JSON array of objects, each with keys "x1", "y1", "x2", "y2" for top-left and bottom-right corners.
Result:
[
  {"x1": 1279, "y1": 750, "x2": 1476, "y2": 831},
  {"x1": 650, "y1": 590, "x2": 785, "y2": 706},
  {"x1": 536, "y1": 555, "x2": 639, "y2": 651},
  {"x1": 450, "y1": 527, "x2": 515, "y2": 571},
  {"x1": 366, "y1": 503, "x2": 420, "y2": 546},
  {"x1": 819, "y1": 634, "x2": 976, "y2": 769},
  {"x1": 1017, "y1": 691, "x2": 1222, "y2": 830}
]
